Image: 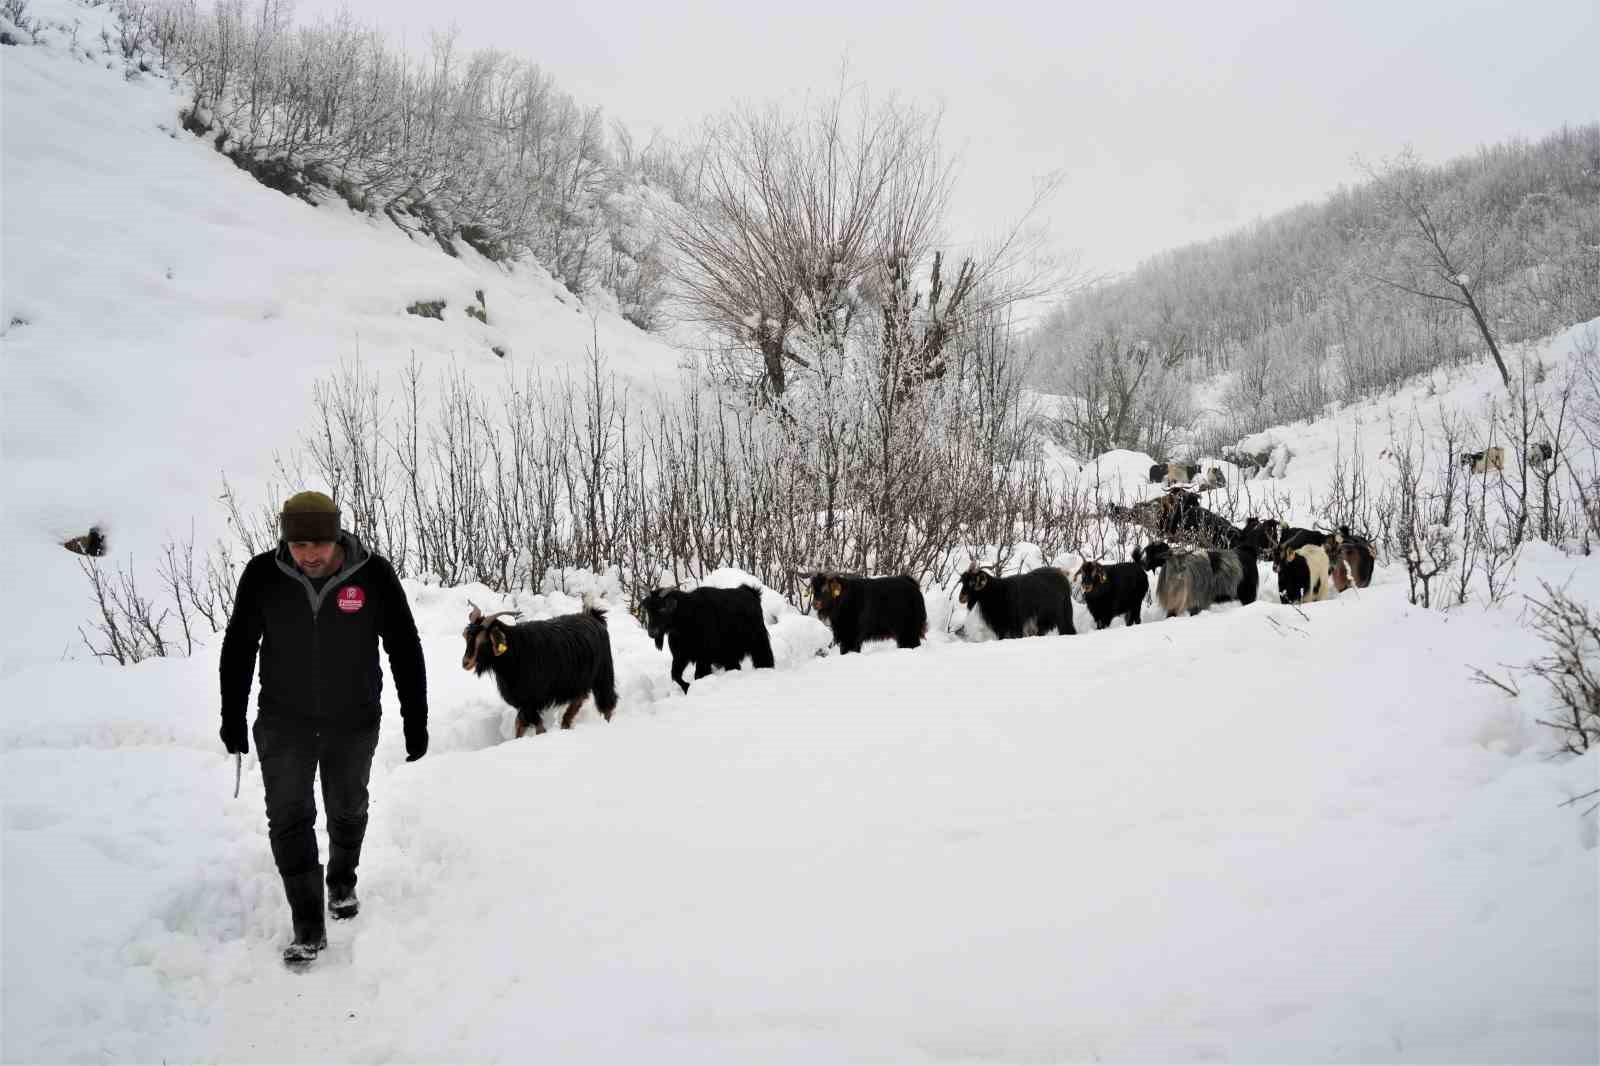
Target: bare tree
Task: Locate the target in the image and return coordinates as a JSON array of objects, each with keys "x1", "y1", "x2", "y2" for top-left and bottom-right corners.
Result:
[
  {"x1": 1361, "y1": 148, "x2": 1515, "y2": 390},
  {"x1": 664, "y1": 85, "x2": 948, "y2": 397},
  {"x1": 665, "y1": 81, "x2": 1058, "y2": 401}
]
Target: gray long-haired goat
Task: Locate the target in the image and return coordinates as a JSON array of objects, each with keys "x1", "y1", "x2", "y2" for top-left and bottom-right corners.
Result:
[{"x1": 1133, "y1": 541, "x2": 1259, "y2": 617}]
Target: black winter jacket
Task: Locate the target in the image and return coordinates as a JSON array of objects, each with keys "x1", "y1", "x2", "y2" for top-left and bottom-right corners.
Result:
[{"x1": 219, "y1": 533, "x2": 427, "y2": 747}]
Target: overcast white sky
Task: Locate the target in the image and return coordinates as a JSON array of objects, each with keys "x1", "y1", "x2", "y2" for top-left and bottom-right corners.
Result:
[{"x1": 299, "y1": 0, "x2": 1597, "y2": 282}]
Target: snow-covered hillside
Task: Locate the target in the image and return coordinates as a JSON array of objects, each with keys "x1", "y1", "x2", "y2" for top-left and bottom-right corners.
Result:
[
  {"x1": 1, "y1": 1, "x2": 684, "y2": 675},
  {"x1": 3, "y1": 6, "x2": 1599, "y2": 1063}
]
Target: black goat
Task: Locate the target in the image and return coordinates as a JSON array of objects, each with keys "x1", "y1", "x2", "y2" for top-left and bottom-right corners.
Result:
[
  {"x1": 1077, "y1": 560, "x2": 1148, "y2": 629},
  {"x1": 640, "y1": 585, "x2": 774, "y2": 693},
  {"x1": 462, "y1": 602, "x2": 617, "y2": 737},
  {"x1": 807, "y1": 572, "x2": 926, "y2": 653},
  {"x1": 1280, "y1": 524, "x2": 1330, "y2": 548},
  {"x1": 1238, "y1": 516, "x2": 1275, "y2": 554},
  {"x1": 958, "y1": 566, "x2": 1076, "y2": 639}
]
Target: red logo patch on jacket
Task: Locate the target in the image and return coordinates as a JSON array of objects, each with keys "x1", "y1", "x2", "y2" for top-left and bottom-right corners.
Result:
[{"x1": 337, "y1": 586, "x2": 366, "y2": 613}]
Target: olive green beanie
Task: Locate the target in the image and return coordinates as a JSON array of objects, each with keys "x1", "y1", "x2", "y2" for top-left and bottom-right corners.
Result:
[{"x1": 280, "y1": 491, "x2": 341, "y2": 542}]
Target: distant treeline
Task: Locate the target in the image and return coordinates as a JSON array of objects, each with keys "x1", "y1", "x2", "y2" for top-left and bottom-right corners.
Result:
[
  {"x1": 114, "y1": 0, "x2": 702, "y2": 328},
  {"x1": 1035, "y1": 124, "x2": 1600, "y2": 457}
]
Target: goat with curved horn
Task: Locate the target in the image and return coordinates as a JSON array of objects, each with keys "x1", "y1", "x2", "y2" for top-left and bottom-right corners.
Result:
[{"x1": 466, "y1": 600, "x2": 521, "y2": 627}]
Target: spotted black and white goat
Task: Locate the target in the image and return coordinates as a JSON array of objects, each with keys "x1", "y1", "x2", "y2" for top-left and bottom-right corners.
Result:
[{"x1": 1277, "y1": 544, "x2": 1331, "y2": 605}]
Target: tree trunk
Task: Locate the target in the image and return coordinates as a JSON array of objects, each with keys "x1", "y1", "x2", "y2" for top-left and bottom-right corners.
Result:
[
  {"x1": 760, "y1": 337, "x2": 787, "y2": 396},
  {"x1": 1456, "y1": 285, "x2": 1512, "y2": 390}
]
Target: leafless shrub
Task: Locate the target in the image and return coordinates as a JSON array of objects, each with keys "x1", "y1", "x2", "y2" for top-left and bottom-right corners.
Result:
[
  {"x1": 1313, "y1": 430, "x2": 1395, "y2": 561},
  {"x1": 2, "y1": 0, "x2": 33, "y2": 33},
  {"x1": 78, "y1": 557, "x2": 171, "y2": 664},
  {"x1": 1043, "y1": 330, "x2": 1193, "y2": 458},
  {"x1": 1386, "y1": 418, "x2": 1455, "y2": 607},
  {"x1": 1474, "y1": 582, "x2": 1600, "y2": 757}
]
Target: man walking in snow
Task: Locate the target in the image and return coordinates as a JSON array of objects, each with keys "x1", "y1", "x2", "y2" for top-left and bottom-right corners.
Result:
[{"x1": 219, "y1": 491, "x2": 428, "y2": 966}]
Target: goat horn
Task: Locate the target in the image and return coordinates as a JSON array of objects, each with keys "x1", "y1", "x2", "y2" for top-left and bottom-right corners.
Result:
[{"x1": 467, "y1": 600, "x2": 483, "y2": 623}]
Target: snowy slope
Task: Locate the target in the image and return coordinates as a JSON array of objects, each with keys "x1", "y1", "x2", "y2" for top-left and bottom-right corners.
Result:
[
  {"x1": 3, "y1": 8, "x2": 1599, "y2": 1062},
  {"x1": 1048, "y1": 318, "x2": 1600, "y2": 536},
  {"x1": 1, "y1": 4, "x2": 684, "y2": 675}
]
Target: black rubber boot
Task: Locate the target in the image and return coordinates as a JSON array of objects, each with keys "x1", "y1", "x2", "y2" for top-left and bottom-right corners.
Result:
[
  {"x1": 282, "y1": 866, "x2": 328, "y2": 966},
  {"x1": 327, "y1": 842, "x2": 361, "y2": 920}
]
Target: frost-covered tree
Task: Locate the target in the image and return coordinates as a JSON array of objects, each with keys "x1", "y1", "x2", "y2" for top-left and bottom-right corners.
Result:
[
  {"x1": 665, "y1": 83, "x2": 1056, "y2": 401},
  {"x1": 664, "y1": 86, "x2": 954, "y2": 397},
  {"x1": 1361, "y1": 148, "x2": 1515, "y2": 389}
]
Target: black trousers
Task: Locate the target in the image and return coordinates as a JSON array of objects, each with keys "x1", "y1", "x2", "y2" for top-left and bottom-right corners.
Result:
[{"x1": 254, "y1": 718, "x2": 380, "y2": 891}]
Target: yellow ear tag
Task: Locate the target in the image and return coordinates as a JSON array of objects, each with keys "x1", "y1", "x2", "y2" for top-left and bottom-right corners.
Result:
[{"x1": 493, "y1": 636, "x2": 508, "y2": 656}]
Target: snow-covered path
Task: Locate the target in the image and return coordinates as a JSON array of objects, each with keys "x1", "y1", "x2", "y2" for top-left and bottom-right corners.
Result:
[{"x1": 5, "y1": 557, "x2": 1596, "y2": 1062}]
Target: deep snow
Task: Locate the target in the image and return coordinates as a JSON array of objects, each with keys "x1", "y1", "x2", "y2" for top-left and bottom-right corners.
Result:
[{"x1": 3, "y1": 4, "x2": 1598, "y2": 1062}]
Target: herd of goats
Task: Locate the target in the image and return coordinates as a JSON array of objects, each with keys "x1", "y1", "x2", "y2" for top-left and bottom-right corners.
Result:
[{"x1": 456, "y1": 482, "x2": 1378, "y2": 739}]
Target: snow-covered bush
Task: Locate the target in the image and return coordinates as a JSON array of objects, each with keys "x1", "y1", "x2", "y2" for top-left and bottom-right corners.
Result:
[{"x1": 125, "y1": 0, "x2": 685, "y2": 321}]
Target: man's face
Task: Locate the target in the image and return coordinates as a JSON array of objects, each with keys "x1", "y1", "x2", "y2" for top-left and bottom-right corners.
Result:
[{"x1": 288, "y1": 540, "x2": 341, "y2": 578}]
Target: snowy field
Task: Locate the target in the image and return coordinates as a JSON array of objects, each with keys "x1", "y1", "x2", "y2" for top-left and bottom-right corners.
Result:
[{"x1": 4, "y1": 4, "x2": 1600, "y2": 1062}]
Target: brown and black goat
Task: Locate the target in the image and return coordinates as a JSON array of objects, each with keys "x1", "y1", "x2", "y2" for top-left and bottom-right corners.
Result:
[
  {"x1": 1148, "y1": 490, "x2": 1241, "y2": 548},
  {"x1": 1327, "y1": 527, "x2": 1375, "y2": 591}
]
